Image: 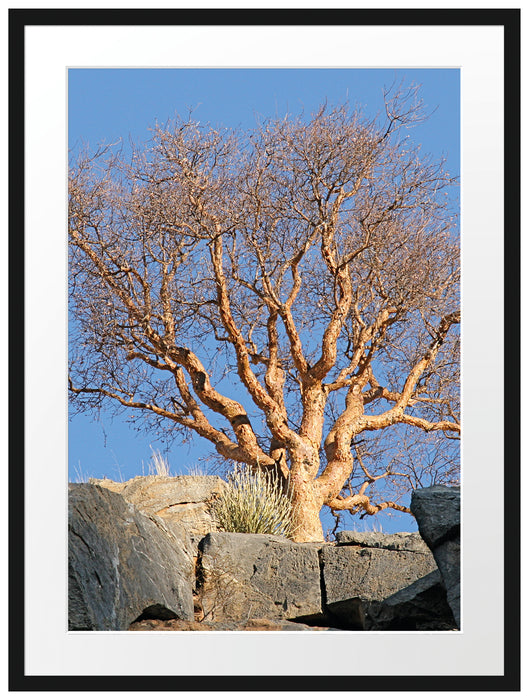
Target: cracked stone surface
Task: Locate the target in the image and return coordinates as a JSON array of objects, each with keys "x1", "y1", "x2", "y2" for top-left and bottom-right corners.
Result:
[
  {"x1": 68, "y1": 483, "x2": 195, "y2": 630},
  {"x1": 91, "y1": 475, "x2": 225, "y2": 550},
  {"x1": 198, "y1": 532, "x2": 322, "y2": 622},
  {"x1": 321, "y1": 539, "x2": 438, "y2": 628},
  {"x1": 335, "y1": 530, "x2": 431, "y2": 553},
  {"x1": 411, "y1": 486, "x2": 461, "y2": 628},
  {"x1": 364, "y1": 570, "x2": 457, "y2": 630}
]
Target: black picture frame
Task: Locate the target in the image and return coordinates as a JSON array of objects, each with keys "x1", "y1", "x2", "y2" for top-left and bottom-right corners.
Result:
[{"x1": 9, "y1": 7, "x2": 520, "y2": 693}]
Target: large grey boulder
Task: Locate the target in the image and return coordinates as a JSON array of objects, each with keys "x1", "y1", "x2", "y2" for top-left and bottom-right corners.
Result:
[
  {"x1": 91, "y1": 474, "x2": 225, "y2": 549},
  {"x1": 68, "y1": 483, "x2": 195, "y2": 631},
  {"x1": 410, "y1": 486, "x2": 460, "y2": 628},
  {"x1": 321, "y1": 532, "x2": 438, "y2": 629},
  {"x1": 410, "y1": 486, "x2": 460, "y2": 548},
  {"x1": 198, "y1": 532, "x2": 322, "y2": 623}
]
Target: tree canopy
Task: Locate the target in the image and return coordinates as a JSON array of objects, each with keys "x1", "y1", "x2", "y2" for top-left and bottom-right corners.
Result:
[{"x1": 69, "y1": 85, "x2": 460, "y2": 541}]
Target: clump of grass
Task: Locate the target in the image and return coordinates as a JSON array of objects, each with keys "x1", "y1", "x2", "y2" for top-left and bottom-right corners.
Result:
[
  {"x1": 210, "y1": 464, "x2": 296, "y2": 538},
  {"x1": 144, "y1": 446, "x2": 171, "y2": 476},
  {"x1": 71, "y1": 461, "x2": 91, "y2": 483},
  {"x1": 353, "y1": 518, "x2": 383, "y2": 533},
  {"x1": 185, "y1": 462, "x2": 209, "y2": 477}
]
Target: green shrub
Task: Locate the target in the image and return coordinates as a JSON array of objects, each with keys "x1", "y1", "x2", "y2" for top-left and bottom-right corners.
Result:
[{"x1": 210, "y1": 465, "x2": 296, "y2": 538}]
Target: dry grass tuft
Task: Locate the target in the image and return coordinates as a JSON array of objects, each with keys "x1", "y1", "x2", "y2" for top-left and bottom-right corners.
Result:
[{"x1": 210, "y1": 465, "x2": 296, "y2": 538}]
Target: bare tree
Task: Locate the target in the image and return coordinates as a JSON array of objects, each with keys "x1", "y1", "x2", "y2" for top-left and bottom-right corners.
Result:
[{"x1": 69, "y1": 86, "x2": 460, "y2": 542}]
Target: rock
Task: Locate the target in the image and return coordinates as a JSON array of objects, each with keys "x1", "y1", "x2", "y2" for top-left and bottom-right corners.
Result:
[
  {"x1": 87, "y1": 477, "x2": 127, "y2": 494},
  {"x1": 91, "y1": 474, "x2": 225, "y2": 550},
  {"x1": 410, "y1": 486, "x2": 460, "y2": 548},
  {"x1": 69, "y1": 478, "x2": 461, "y2": 633},
  {"x1": 68, "y1": 483, "x2": 195, "y2": 631},
  {"x1": 410, "y1": 486, "x2": 460, "y2": 628},
  {"x1": 335, "y1": 530, "x2": 430, "y2": 553},
  {"x1": 365, "y1": 570, "x2": 457, "y2": 630},
  {"x1": 431, "y1": 539, "x2": 460, "y2": 628},
  {"x1": 129, "y1": 617, "x2": 339, "y2": 631},
  {"x1": 198, "y1": 532, "x2": 322, "y2": 623},
  {"x1": 321, "y1": 534, "x2": 438, "y2": 629}
]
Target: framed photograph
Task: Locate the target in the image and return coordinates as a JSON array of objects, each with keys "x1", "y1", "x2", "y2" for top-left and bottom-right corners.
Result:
[{"x1": 9, "y1": 6, "x2": 520, "y2": 693}]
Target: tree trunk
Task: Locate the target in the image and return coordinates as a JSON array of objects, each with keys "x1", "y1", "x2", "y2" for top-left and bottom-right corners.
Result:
[
  {"x1": 288, "y1": 465, "x2": 325, "y2": 543},
  {"x1": 290, "y1": 500, "x2": 325, "y2": 542}
]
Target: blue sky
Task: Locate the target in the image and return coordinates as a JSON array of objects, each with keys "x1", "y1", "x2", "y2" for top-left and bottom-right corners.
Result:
[{"x1": 68, "y1": 68, "x2": 460, "y2": 534}]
